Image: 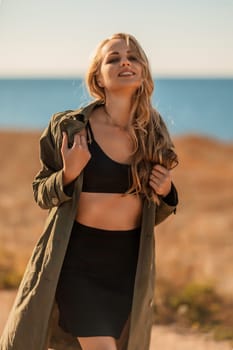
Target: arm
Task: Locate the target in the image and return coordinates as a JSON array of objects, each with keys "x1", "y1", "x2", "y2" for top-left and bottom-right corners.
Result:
[
  {"x1": 149, "y1": 111, "x2": 179, "y2": 225},
  {"x1": 154, "y1": 182, "x2": 178, "y2": 226},
  {"x1": 32, "y1": 118, "x2": 73, "y2": 209},
  {"x1": 149, "y1": 164, "x2": 178, "y2": 226},
  {"x1": 32, "y1": 116, "x2": 91, "y2": 210}
]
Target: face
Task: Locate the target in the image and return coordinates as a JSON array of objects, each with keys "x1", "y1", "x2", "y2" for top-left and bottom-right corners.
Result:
[{"x1": 97, "y1": 38, "x2": 143, "y2": 94}]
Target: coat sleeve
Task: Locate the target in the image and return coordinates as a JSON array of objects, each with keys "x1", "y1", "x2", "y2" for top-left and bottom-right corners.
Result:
[
  {"x1": 32, "y1": 116, "x2": 74, "y2": 210},
  {"x1": 154, "y1": 182, "x2": 178, "y2": 226}
]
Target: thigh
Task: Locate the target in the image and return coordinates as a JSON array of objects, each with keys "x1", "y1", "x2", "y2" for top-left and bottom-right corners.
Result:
[{"x1": 77, "y1": 336, "x2": 117, "y2": 350}]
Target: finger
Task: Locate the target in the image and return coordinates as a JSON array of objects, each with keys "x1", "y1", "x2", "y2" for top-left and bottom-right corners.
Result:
[
  {"x1": 152, "y1": 167, "x2": 170, "y2": 181},
  {"x1": 152, "y1": 164, "x2": 168, "y2": 174},
  {"x1": 80, "y1": 135, "x2": 88, "y2": 149},
  {"x1": 149, "y1": 178, "x2": 160, "y2": 192},
  {"x1": 151, "y1": 170, "x2": 164, "y2": 181},
  {"x1": 150, "y1": 176, "x2": 160, "y2": 188},
  {"x1": 61, "y1": 132, "x2": 68, "y2": 153},
  {"x1": 150, "y1": 178, "x2": 166, "y2": 195},
  {"x1": 73, "y1": 133, "x2": 81, "y2": 147}
]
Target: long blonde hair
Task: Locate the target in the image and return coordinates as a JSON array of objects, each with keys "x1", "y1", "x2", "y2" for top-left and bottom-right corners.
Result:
[{"x1": 86, "y1": 33, "x2": 178, "y2": 203}]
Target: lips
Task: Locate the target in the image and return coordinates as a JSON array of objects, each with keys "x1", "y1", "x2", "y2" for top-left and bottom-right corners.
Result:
[{"x1": 118, "y1": 70, "x2": 135, "y2": 77}]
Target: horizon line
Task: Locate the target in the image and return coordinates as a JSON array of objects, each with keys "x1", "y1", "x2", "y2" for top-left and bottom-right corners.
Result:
[{"x1": 1, "y1": 74, "x2": 233, "y2": 80}]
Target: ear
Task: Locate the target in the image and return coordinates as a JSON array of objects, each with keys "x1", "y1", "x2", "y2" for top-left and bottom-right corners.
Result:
[
  {"x1": 96, "y1": 74, "x2": 104, "y2": 88},
  {"x1": 97, "y1": 80, "x2": 104, "y2": 88}
]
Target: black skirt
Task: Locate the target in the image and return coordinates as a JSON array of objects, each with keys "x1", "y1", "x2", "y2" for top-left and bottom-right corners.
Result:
[{"x1": 55, "y1": 221, "x2": 141, "y2": 339}]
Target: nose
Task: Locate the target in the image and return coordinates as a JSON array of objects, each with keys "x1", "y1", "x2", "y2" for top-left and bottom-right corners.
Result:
[{"x1": 120, "y1": 56, "x2": 131, "y2": 66}]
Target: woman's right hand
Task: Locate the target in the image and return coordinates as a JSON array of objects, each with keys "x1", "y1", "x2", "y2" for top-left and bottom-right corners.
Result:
[{"x1": 61, "y1": 132, "x2": 91, "y2": 185}]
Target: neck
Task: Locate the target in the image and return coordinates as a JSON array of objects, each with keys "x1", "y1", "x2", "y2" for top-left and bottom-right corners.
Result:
[{"x1": 104, "y1": 95, "x2": 133, "y2": 130}]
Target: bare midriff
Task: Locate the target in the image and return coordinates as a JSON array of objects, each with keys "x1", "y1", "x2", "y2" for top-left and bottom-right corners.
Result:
[{"x1": 75, "y1": 192, "x2": 143, "y2": 230}]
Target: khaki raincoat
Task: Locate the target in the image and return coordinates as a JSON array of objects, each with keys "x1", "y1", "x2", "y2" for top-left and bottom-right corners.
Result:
[{"x1": 0, "y1": 100, "x2": 178, "y2": 350}]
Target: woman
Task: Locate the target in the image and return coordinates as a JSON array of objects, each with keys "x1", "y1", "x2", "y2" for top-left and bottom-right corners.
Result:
[{"x1": 0, "y1": 33, "x2": 178, "y2": 350}]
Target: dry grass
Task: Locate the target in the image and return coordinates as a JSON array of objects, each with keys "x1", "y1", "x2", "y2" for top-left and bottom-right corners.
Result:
[
  {"x1": 0, "y1": 131, "x2": 47, "y2": 281},
  {"x1": 156, "y1": 135, "x2": 233, "y2": 299},
  {"x1": 154, "y1": 280, "x2": 233, "y2": 343}
]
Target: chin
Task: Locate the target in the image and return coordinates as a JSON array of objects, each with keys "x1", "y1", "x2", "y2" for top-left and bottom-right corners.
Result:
[{"x1": 110, "y1": 81, "x2": 142, "y2": 93}]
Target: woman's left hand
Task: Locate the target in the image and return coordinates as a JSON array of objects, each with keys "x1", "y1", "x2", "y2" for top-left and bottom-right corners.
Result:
[{"x1": 149, "y1": 164, "x2": 172, "y2": 197}]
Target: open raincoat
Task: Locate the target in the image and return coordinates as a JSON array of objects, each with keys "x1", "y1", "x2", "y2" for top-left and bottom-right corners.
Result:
[{"x1": 0, "y1": 100, "x2": 178, "y2": 350}]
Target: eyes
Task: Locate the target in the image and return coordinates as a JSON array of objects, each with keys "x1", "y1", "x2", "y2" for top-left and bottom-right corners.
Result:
[{"x1": 106, "y1": 55, "x2": 139, "y2": 64}]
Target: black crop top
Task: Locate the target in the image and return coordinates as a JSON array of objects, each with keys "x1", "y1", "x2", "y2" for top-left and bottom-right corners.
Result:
[{"x1": 82, "y1": 121, "x2": 132, "y2": 193}]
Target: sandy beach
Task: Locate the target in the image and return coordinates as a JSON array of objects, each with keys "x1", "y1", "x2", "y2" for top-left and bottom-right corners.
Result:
[{"x1": 0, "y1": 130, "x2": 232, "y2": 349}]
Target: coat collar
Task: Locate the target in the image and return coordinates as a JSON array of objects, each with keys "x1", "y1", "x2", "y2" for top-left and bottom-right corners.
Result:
[{"x1": 66, "y1": 99, "x2": 104, "y2": 123}]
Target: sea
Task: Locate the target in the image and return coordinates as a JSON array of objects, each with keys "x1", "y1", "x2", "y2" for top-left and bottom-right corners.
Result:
[{"x1": 0, "y1": 78, "x2": 232, "y2": 141}]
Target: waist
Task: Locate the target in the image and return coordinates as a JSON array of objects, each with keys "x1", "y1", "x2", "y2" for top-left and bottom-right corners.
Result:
[
  {"x1": 76, "y1": 192, "x2": 143, "y2": 230},
  {"x1": 72, "y1": 221, "x2": 141, "y2": 236}
]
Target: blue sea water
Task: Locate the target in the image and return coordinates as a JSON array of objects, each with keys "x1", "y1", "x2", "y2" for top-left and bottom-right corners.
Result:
[{"x1": 0, "y1": 78, "x2": 232, "y2": 141}]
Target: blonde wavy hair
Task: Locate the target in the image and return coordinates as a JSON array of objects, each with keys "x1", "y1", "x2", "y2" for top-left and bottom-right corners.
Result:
[{"x1": 86, "y1": 33, "x2": 178, "y2": 203}]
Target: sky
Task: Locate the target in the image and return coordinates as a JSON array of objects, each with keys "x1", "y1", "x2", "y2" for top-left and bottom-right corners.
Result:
[{"x1": 0, "y1": 0, "x2": 233, "y2": 77}]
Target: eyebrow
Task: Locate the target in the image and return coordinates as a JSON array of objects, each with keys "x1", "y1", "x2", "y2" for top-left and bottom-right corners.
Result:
[{"x1": 107, "y1": 50, "x2": 134, "y2": 56}]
